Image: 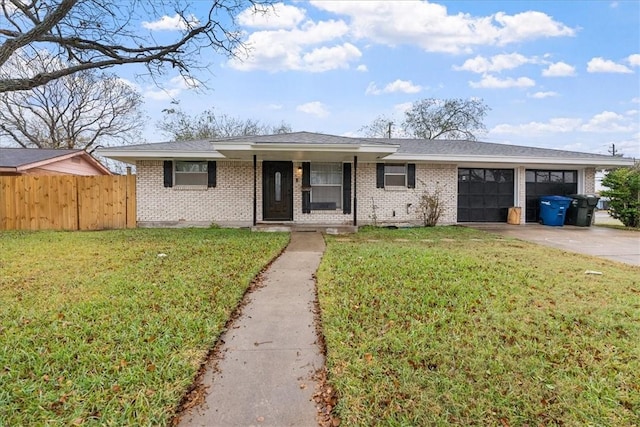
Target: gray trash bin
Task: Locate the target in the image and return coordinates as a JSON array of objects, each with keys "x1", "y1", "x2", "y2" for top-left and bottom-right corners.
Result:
[{"x1": 565, "y1": 194, "x2": 600, "y2": 226}]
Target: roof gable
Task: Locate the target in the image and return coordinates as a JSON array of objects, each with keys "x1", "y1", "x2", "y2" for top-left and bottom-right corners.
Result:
[{"x1": 0, "y1": 148, "x2": 111, "y2": 175}]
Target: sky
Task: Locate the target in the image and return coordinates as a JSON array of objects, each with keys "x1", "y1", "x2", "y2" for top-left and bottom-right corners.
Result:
[{"x1": 122, "y1": 0, "x2": 640, "y2": 158}]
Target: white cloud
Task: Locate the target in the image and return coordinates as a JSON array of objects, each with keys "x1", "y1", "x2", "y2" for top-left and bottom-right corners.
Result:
[
  {"x1": 308, "y1": 2, "x2": 574, "y2": 54},
  {"x1": 144, "y1": 88, "x2": 181, "y2": 101},
  {"x1": 237, "y1": 3, "x2": 306, "y2": 29},
  {"x1": 356, "y1": 64, "x2": 368, "y2": 72},
  {"x1": 267, "y1": 104, "x2": 283, "y2": 110},
  {"x1": 301, "y1": 43, "x2": 361, "y2": 72},
  {"x1": 580, "y1": 111, "x2": 635, "y2": 132},
  {"x1": 493, "y1": 11, "x2": 576, "y2": 45},
  {"x1": 229, "y1": 20, "x2": 361, "y2": 72},
  {"x1": 453, "y1": 53, "x2": 531, "y2": 73},
  {"x1": 394, "y1": 102, "x2": 413, "y2": 113},
  {"x1": 232, "y1": 2, "x2": 575, "y2": 72},
  {"x1": 587, "y1": 57, "x2": 633, "y2": 73},
  {"x1": 529, "y1": 91, "x2": 558, "y2": 99},
  {"x1": 297, "y1": 101, "x2": 329, "y2": 117},
  {"x1": 628, "y1": 54, "x2": 640, "y2": 67},
  {"x1": 142, "y1": 14, "x2": 199, "y2": 31},
  {"x1": 632, "y1": 97, "x2": 640, "y2": 104},
  {"x1": 366, "y1": 79, "x2": 422, "y2": 95},
  {"x1": 143, "y1": 75, "x2": 199, "y2": 101},
  {"x1": 542, "y1": 61, "x2": 576, "y2": 77},
  {"x1": 116, "y1": 78, "x2": 140, "y2": 91},
  {"x1": 491, "y1": 118, "x2": 582, "y2": 134},
  {"x1": 491, "y1": 111, "x2": 638, "y2": 135},
  {"x1": 469, "y1": 74, "x2": 535, "y2": 89}
]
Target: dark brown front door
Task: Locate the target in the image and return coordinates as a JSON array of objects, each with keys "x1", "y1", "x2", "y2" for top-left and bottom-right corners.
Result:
[{"x1": 262, "y1": 161, "x2": 293, "y2": 221}]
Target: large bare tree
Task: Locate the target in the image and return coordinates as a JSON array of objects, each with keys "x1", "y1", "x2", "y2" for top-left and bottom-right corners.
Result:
[
  {"x1": 403, "y1": 98, "x2": 490, "y2": 140},
  {"x1": 361, "y1": 98, "x2": 490, "y2": 140},
  {"x1": 158, "y1": 106, "x2": 292, "y2": 141},
  {"x1": 0, "y1": 0, "x2": 270, "y2": 93},
  {"x1": 0, "y1": 52, "x2": 143, "y2": 150}
]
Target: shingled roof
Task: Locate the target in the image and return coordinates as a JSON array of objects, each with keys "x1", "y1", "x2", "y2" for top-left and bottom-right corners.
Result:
[
  {"x1": 98, "y1": 131, "x2": 634, "y2": 167},
  {"x1": 0, "y1": 148, "x2": 83, "y2": 167}
]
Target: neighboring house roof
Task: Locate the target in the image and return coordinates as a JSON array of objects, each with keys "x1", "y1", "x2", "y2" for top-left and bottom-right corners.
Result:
[
  {"x1": 0, "y1": 148, "x2": 112, "y2": 175},
  {"x1": 98, "y1": 131, "x2": 635, "y2": 168}
]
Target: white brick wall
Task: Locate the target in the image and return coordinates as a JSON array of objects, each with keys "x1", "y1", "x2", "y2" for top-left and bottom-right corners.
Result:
[
  {"x1": 136, "y1": 160, "x2": 459, "y2": 226},
  {"x1": 136, "y1": 160, "x2": 599, "y2": 227},
  {"x1": 357, "y1": 163, "x2": 457, "y2": 225},
  {"x1": 137, "y1": 160, "x2": 256, "y2": 227},
  {"x1": 584, "y1": 168, "x2": 596, "y2": 193}
]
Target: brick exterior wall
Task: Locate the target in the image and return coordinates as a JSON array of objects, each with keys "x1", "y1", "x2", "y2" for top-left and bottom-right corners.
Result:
[
  {"x1": 137, "y1": 160, "x2": 256, "y2": 227},
  {"x1": 356, "y1": 163, "x2": 457, "y2": 225},
  {"x1": 584, "y1": 168, "x2": 596, "y2": 193},
  {"x1": 136, "y1": 160, "x2": 458, "y2": 226},
  {"x1": 136, "y1": 160, "x2": 597, "y2": 227}
]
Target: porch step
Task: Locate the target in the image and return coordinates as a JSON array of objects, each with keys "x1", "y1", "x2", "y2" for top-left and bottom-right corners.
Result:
[{"x1": 252, "y1": 223, "x2": 358, "y2": 234}]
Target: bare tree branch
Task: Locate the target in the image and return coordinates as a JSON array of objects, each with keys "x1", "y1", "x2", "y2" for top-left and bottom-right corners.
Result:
[
  {"x1": 402, "y1": 98, "x2": 490, "y2": 141},
  {"x1": 0, "y1": 52, "x2": 143, "y2": 149},
  {"x1": 158, "y1": 106, "x2": 292, "y2": 141},
  {"x1": 0, "y1": 0, "x2": 271, "y2": 93}
]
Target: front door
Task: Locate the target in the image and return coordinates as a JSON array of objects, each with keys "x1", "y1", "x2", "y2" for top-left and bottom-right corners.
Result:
[{"x1": 262, "y1": 161, "x2": 293, "y2": 221}]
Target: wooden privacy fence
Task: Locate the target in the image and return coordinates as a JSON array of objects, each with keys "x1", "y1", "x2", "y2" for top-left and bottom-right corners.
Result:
[{"x1": 0, "y1": 175, "x2": 136, "y2": 231}]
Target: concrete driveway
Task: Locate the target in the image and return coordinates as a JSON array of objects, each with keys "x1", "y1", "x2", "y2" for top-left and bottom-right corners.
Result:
[{"x1": 466, "y1": 223, "x2": 640, "y2": 266}]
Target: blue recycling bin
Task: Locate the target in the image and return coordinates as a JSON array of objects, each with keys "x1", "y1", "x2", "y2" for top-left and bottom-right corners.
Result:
[{"x1": 539, "y1": 196, "x2": 573, "y2": 226}]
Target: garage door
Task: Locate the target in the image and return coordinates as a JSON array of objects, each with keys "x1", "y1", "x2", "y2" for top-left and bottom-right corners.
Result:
[
  {"x1": 525, "y1": 170, "x2": 577, "y2": 222},
  {"x1": 458, "y1": 168, "x2": 514, "y2": 222}
]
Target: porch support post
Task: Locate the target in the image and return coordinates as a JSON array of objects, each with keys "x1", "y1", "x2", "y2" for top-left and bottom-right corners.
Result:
[
  {"x1": 353, "y1": 155, "x2": 358, "y2": 226},
  {"x1": 253, "y1": 155, "x2": 257, "y2": 226}
]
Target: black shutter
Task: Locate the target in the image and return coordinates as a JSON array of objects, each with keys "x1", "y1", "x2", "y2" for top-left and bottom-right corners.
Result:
[
  {"x1": 302, "y1": 162, "x2": 311, "y2": 187},
  {"x1": 302, "y1": 162, "x2": 311, "y2": 213},
  {"x1": 207, "y1": 161, "x2": 217, "y2": 187},
  {"x1": 376, "y1": 163, "x2": 385, "y2": 188},
  {"x1": 302, "y1": 192, "x2": 311, "y2": 214},
  {"x1": 163, "y1": 161, "x2": 173, "y2": 187},
  {"x1": 343, "y1": 163, "x2": 351, "y2": 214},
  {"x1": 407, "y1": 163, "x2": 416, "y2": 188}
]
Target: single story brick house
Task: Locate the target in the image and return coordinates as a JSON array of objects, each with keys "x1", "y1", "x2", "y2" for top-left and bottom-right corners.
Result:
[{"x1": 99, "y1": 132, "x2": 633, "y2": 228}]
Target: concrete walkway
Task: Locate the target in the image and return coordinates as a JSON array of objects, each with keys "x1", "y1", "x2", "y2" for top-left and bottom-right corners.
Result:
[{"x1": 177, "y1": 232, "x2": 325, "y2": 427}]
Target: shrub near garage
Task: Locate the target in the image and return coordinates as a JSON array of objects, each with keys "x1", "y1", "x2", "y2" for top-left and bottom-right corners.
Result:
[{"x1": 601, "y1": 165, "x2": 640, "y2": 228}]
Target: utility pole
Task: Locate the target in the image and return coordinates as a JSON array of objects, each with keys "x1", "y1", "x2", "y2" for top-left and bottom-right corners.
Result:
[
  {"x1": 608, "y1": 143, "x2": 620, "y2": 157},
  {"x1": 387, "y1": 122, "x2": 393, "y2": 139}
]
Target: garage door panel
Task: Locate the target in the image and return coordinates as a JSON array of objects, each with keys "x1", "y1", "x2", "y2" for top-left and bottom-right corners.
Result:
[
  {"x1": 525, "y1": 169, "x2": 578, "y2": 223},
  {"x1": 458, "y1": 168, "x2": 514, "y2": 222}
]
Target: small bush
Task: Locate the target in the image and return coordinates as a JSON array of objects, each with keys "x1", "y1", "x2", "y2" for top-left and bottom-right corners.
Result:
[{"x1": 417, "y1": 186, "x2": 444, "y2": 227}]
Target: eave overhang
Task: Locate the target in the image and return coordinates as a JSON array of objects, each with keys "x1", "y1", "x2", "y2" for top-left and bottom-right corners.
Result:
[
  {"x1": 211, "y1": 142, "x2": 398, "y2": 162},
  {"x1": 383, "y1": 153, "x2": 636, "y2": 168},
  {"x1": 96, "y1": 149, "x2": 226, "y2": 164}
]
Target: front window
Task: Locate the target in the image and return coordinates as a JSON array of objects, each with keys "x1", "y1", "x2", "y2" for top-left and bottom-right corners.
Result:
[
  {"x1": 175, "y1": 161, "x2": 207, "y2": 186},
  {"x1": 311, "y1": 163, "x2": 342, "y2": 209},
  {"x1": 385, "y1": 164, "x2": 406, "y2": 187}
]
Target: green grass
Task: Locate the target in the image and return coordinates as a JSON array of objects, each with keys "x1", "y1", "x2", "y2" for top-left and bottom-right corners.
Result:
[
  {"x1": 0, "y1": 229, "x2": 288, "y2": 426},
  {"x1": 317, "y1": 226, "x2": 640, "y2": 426}
]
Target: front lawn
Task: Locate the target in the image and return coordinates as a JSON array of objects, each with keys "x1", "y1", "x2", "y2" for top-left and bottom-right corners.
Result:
[
  {"x1": 0, "y1": 229, "x2": 288, "y2": 426},
  {"x1": 317, "y1": 226, "x2": 640, "y2": 425}
]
